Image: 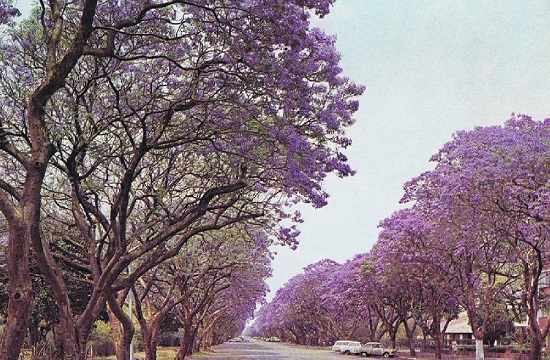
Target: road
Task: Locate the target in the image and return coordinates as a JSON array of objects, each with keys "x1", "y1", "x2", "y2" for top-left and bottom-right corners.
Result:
[
  {"x1": 192, "y1": 340, "x2": 363, "y2": 360},
  {"x1": 191, "y1": 341, "x2": 484, "y2": 360}
]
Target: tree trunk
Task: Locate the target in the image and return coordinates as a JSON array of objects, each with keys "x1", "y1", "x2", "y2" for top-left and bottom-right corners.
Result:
[
  {"x1": 201, "y1": 329, "x2": 212, "y2": 350},
  {"x1": 143, "y1": 325, "x2": 163, "y2": 360},
  {"x1": 109, "y1": 311, "x2": 126, "y2": 360},
  {"x1": 475, "y1": 338, "x2": 485, "y2": 360},
  {"x1": 28, "y1": 320, "x2": 39, "y2": 352},
  {"x1": 140, "y1": 320, "x2": 154, "y2": 360},
  {"x1": 53, "y1": 306, "x2": 78, "y2": 359},
  {"x1": 345, "y1": 322, "x2": 358, "y2": 341},
  {"x1": 388, "y1": 324, "x2": 398, "y2": 349},
  {"x1": 140, "y1": 317, "x2": 163, "y2": 360},
  {"x1": 471, "y1": 321, "x2": 486, "y2": 360},
  {"x1": 135, "y1": 288, "x2": 174, "y2": 360},
  {"x1": 31, "y1": 230, "x2": 78, "y2": 359},
  {"x1": 108, "y1": 296, "x2": 135, "y2": 360},
  {"x1": 408, "y1": 341, "x2": 416, "y2": 357},
  {"x1": 403, "y1": 321, "x2": 416, "y2": 356},
  {"x1": 432, "y1": 322, "x2": 443, "y2": 360},
  {"x1": 0, "y1": 226, "x2": 35, "y2": 360},
  {"x1": 176, "y1": 324, "x2": 197, "y2": 360},
  {"x1": 529, "y1": 326, "x2": 543, "y2": 360},
  {"x1": 433, "y1": 335, "x2": 443, "y2": 360},
  {"x1": 75, "y1": 304, "x2": 105, "y2": 360}
]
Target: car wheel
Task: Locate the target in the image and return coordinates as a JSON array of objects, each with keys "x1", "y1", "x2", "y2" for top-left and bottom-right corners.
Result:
[
  {"x1": 345, "y1": 350, "x2": 351, "y2": 355},
  {"x1": 360, "y1": 352, "x2": 367, "y2": 357},
  {"x1": 383, "y1": 353, "x2": 390, "y2": 358}
]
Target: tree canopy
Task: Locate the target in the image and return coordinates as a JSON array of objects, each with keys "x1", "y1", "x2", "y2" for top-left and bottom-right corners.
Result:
[{"x1": 0, "y1": 0, "x2": 363, "y2": 359}]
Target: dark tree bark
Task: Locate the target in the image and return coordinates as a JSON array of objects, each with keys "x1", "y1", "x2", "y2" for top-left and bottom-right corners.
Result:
[
  {"x1": 0, "y1": 224, "x2": 34, "y2": 360},
  {"x1": 402, "y1": 320, "x2": 417, "y2": 356},
  {"x1": 176, "y1": 323, "x2": 199, "y2": 360},
  {"x1": 0, "y1": 1, "x2": 98, "y2": 358}
]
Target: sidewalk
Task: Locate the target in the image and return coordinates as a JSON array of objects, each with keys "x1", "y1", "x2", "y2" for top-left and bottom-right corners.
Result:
[{"x1": 398, "y1": 350, "x2": 528, "y2": 360}]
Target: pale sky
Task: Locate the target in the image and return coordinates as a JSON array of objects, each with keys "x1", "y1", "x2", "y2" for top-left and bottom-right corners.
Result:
[{"x1": 267, "y1": 0, "x2": 550, "y2": 299}]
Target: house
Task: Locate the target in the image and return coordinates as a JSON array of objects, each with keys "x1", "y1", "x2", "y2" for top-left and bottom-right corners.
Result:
[{"x1": 444, "y1": 316, "x2": 473, "y2": 346}]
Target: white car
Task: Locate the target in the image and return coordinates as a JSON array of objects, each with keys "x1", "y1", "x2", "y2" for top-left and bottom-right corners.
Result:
[
  {"x1": 340, "y1": 341, "x2": 362, "y2": 355},
  {"x1": 358, "y1": 342, "x2": 398, "y2": 357},
  {"x1": 332, "y1": 340, "x2": 353, "y2": 352}
]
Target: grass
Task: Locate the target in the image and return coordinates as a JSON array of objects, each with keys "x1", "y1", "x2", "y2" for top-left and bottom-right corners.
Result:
[
  {"x1": 95, "y1": 347, "x2": 179, "y2": 360},
  {"x1": 187, "y1": 349, "x2": 218, "y2": 359}
]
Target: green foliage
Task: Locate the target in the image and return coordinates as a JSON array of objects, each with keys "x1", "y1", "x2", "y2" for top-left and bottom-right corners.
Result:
[
  {"x1": 88, "y1": 321, "x2": 115, "y2": 356},
  {"x1": 360, "y1": 259, "x2": 376, "y2": 277}
]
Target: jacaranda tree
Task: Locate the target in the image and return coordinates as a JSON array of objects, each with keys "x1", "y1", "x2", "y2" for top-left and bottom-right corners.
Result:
[
  {"x1": 170, "y1": 228, "x2": 270, "y2": 359},
  {"x1": 377, "y1": 208, "x2": 461, "y2": 360},
  {"x1": 252, "y1": 259, "x2": 341, "y2": 345},
  {"x1": 365, "y1": 245, "x2": 418, "y2": 354},
  {"x1": 0, "y1": 1, "x2": 363, "y2": 359},
  {"x1": 401, "y1": 115, "x2": 550, "y2": 360},
  {"x1": 134, "y1": 225, "x2": 270, "y2": 360},
  {"x1": 324, "y1": 253, "x2": 384, "y2": 342}
]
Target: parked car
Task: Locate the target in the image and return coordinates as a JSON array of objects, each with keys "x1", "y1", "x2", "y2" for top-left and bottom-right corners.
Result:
[
  {"x1": 332, "y1": 340, "x2": 353, "y2": 352},
  {"x1": 340, "y1": 341, "x2": 362, "y2": 355},
  {"x1": 358, "y1": 342, "x2": 397, "y2": 357}
]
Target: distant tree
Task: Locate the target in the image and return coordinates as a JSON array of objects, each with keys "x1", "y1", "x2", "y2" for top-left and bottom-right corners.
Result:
[
  {"x1": 362, "y1": 249, "x2": 417, "y2": 353},
  {"x1": 171, "y1": 228, "x2": 270, "y2": 359},
  {"x1": 358, "y1": 258, "x2": 401, "y2": 347},
  {"x1": 253, "y1": 115, "x2": 550, "y2": 360},
  {"x1": 325, "y1": 254, "x2": 384, "y2": 342},
  {"x1": 378, "y1": 208, "x2": 461, "y2": 360},
  {"x1": 252, "y1": 259, "x2": 340, "y2": 345}
]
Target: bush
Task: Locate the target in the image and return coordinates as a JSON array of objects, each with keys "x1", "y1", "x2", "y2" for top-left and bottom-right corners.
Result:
[
  {"x1": 158, "y1": 331, "x2": 180, "y2": 347},
  {"x1": 88, "y1": 321, "x2": 115, "y2": 356},
  {"x1": 457, "y1": 345, "x2": 476, "y2": 352},
  {"x1": 89, "y1": 340, "x2": 116, "y2": 357},
  {"x1": 488, "y1": 346, "x2": 508, "y2": 353}
]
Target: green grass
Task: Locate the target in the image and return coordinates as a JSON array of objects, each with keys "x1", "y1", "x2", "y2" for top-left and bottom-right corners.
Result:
[
  {"x1": 188, "y1": 349, "x2": 217, "y2": 359},
  {"x1": 96, "y1": 347, "x2": 179, "y2": 360}
]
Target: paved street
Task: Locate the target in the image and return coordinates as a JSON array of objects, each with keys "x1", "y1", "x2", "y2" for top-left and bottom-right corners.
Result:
[
  {"x1": 191, "y1": 340, "x2": 351, "y2": 360},
  {"x1": 190, "y1": 340, "x2": 500, "y2": 360}
]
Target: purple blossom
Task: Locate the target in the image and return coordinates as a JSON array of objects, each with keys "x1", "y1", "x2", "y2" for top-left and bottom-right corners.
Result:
[{"x1": 0, "y1": 1, "x2": 20, "y2": 25}]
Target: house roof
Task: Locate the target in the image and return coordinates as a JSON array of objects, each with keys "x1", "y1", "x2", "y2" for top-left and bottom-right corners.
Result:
[{"x1": 445, "y1": 317, "x2": 473, "y2": 334}]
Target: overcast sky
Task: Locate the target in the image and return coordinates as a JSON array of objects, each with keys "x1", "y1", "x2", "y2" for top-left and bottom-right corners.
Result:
[{"x1": 267, "y1": 0, "x2": 550, "y2": 300}]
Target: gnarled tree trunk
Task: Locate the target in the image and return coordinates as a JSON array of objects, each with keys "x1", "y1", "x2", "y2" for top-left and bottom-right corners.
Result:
[{"x1": 0, "y1": 224, "x2": 34, "y2": 360}]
